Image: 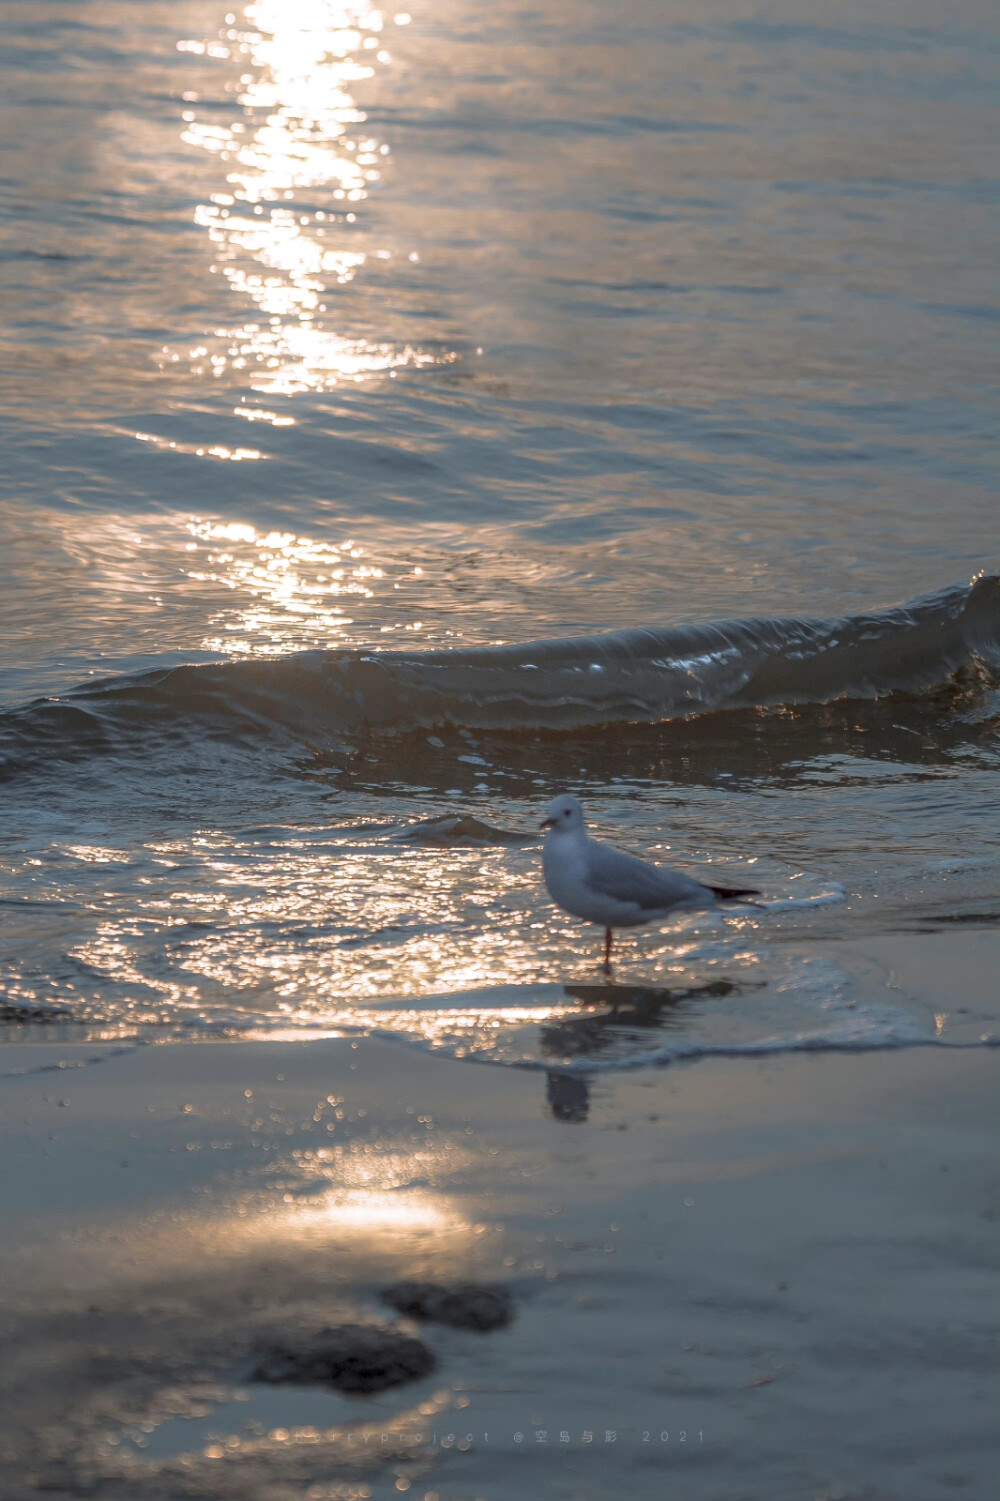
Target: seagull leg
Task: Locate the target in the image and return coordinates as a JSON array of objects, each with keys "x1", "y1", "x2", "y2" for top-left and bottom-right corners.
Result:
[{"x1": 603, "y1": 927, "x2": 613, "y2": 972}]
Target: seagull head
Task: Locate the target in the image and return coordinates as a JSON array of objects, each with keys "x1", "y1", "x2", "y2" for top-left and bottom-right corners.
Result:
[{"x1": 540, "y1": 793, "x2": 586, "y2": 834}]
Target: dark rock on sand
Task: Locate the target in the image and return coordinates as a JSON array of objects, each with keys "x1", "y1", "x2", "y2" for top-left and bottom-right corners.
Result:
[
  {"x1": 381, "y1": 1280, "x2": 515, "y2": 1331},
  {"x1": 251, "y1": 1321, "x2": 435, "y2": 1393}
]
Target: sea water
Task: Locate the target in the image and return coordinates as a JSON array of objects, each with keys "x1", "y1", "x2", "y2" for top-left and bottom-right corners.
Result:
[{"x1": 1, "y1": 0, "x2": 998, "y2": 1067}]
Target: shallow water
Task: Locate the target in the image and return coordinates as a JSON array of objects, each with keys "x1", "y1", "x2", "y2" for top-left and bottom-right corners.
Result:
[{"x1": 1, "y1": 0, "x2": 998, "y2": 1068}]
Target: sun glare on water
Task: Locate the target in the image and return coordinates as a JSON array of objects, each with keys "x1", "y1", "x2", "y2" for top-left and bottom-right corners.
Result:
[{"x1": 166, "y1": 3, "x2": 445, "y2": 397}]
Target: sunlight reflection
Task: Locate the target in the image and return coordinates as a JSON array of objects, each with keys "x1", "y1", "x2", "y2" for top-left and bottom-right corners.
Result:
[
  {"x1": 61, "y1": 831, "x2": 563, "y2": 1015},
  {"x1": 44, "y1": 810, "x2": 753, "y2": 1034},
  {"x1": 135, "y1": 431, "x2": 263, "y2": 461},
  {"x1": 53, "y1": 818, "x2": 746, "y2": 1028},
  {"x1": 185, "y1": 515, "x2": 388, "y2": 653},
  {"x1": 263, "y1": 1121, "x2": 477, "y2": 1250},
  {"x1": 171, "y1": 3, "x2": 448, "y2": 395},
  {"x1": 5, "y1": 502, "x2": 440, "y2": 668},
  {"x1": 160, "y1": 839, "x2": 546, "y2": 1003},
  {"x1": 286, "y1": 1185, "x2": 464, "y2": 1235}
]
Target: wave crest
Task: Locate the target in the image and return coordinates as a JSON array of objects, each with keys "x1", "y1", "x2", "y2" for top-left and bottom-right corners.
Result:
[{"x1": 1, "y1": 575, "x2": 996, "y2": 775}]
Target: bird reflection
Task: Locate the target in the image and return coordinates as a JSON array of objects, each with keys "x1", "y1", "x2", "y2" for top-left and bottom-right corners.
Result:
[
  {"x1": 545, "y1": 1071, "x2": 590, "y2": 1123},
  {"x1": 544, "y1": 979, "x2": 734, "y2": 1055},
  {"x1": 541, "y1": 979, "x2": 737, "y2": 1120}
]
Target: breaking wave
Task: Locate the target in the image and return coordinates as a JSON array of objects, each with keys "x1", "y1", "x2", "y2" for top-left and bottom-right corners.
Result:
[{"x1": 1, "y1": 575, "x2": 997, "y2": 777}]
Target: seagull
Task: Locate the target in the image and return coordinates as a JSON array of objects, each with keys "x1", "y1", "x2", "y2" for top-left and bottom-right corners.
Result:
[{"x1": 540, "y1": 793, "x2": 759, "y2": 970}]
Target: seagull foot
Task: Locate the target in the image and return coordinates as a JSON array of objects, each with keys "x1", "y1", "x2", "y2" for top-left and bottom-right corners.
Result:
[{"x1": 603, "y1": 927, "x2": 613, "y2": 972}]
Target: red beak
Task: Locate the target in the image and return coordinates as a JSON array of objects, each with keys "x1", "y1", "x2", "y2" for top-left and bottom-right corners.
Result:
[{"x1": 540, "y1": 817, "x2": 556, "y2": 830}]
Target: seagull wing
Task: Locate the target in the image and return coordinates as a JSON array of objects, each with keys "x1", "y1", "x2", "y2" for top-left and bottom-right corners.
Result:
[{"x1": 583, "y1": 841, "x2": 708, "y2": 913}]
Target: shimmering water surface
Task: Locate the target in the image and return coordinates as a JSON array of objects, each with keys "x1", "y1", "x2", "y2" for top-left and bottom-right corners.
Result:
[{"x1": 1, "y1": 0, "x2": 998, "y2": 1064}]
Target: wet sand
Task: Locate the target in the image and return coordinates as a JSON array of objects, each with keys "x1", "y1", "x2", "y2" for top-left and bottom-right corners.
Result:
[{"x1": 1, "y1": 1020, "x2": 997, "y2": 1500}]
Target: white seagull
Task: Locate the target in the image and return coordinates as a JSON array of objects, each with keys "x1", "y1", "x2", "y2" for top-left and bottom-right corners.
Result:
[{"x1": 540, "y1": 793, "x2": 759, "y2": 969}]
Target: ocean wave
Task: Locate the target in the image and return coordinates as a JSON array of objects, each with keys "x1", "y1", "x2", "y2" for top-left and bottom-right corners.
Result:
[{"x1": 1, "y1": 575, "x2": 996, "y2": 776}]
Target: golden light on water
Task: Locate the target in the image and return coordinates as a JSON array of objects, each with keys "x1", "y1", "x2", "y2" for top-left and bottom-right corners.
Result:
[
  {"x1": 3, "y1": 502, "x2": 451, "y2": 671},
  {"x1": 155, "y1": 837, "x2": 553, "y2": 1007},
  {"x1": 47, "y1": 810, "x2": 750, "y2": 1033},
  {"x1": 185, "y1": 517, "x2": 386, "y2": 654},
  {"x1": 168, "y1": 3, "x2": 448, "y2": 396},
  {"x1": 58, "y1": 822, "x2": 608, "y2": 1036},
  {"x1": 134, "y1": 430, "x2": 264, "y2": 461}
]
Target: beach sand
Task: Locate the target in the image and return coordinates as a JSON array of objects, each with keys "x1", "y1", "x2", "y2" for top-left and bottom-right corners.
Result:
[{"x1": 1, "y1": 984, "x2": 997, "y2": 1501}]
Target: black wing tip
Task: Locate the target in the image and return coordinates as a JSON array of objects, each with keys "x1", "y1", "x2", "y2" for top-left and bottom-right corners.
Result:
[{"x1": 708, "y1": 884, "x2": 761, "y2": 901}]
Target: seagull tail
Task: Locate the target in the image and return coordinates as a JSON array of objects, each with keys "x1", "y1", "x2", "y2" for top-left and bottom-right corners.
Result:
[{"x1": 708, "y1": 883, "x2": 762, "y2": 907}]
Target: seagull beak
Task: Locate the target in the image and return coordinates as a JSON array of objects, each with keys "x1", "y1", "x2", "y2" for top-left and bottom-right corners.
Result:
[{"x1": 539, "y1": 817, "x2": 556, "y2": 830}]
